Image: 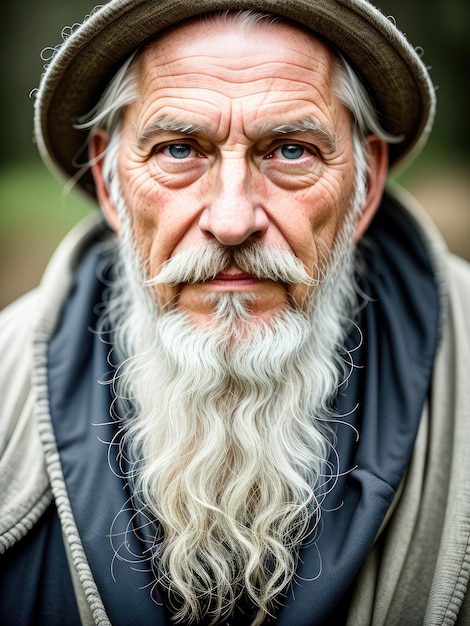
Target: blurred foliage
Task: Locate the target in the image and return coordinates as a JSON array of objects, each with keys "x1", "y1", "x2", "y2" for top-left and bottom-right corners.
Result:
[
  {"x1": 377, "y1": 0, "x2": 469, "y2": 166},
  {"x1": 1, "y1": 1, "x2": 95, "y2": 166}
]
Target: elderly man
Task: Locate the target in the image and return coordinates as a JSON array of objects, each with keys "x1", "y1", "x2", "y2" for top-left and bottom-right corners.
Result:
[{"x1": 1, "y1": 0, "x2": 469, "y2": 624}]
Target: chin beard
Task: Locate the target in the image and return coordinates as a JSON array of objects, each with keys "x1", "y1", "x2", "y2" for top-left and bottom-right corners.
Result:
[{"x1": 99, "y1": 176, "x2": 364, "y2": 625}]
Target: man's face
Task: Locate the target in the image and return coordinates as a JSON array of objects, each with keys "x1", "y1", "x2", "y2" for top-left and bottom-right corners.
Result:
[{"x1": 102, "y1": 18, "x2": 360, "y2": 325}]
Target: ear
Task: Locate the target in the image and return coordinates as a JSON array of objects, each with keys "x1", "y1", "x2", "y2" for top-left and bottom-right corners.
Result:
[
  {"x1": 354, "y1": 135, "x2": 388, "y2": 243},
  {"x1": 89, "y1": 129, "x2": 121, "y2": 234}
]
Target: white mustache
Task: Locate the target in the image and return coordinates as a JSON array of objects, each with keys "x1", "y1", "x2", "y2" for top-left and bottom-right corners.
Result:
[{"x1": 146, "y1": 241, "x2": 318, "y2": 287}]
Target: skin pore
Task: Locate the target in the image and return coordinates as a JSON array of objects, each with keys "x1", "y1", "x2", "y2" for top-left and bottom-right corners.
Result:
[{"x1": 91, "y1": 16, "x2": 387, "y2": 326}]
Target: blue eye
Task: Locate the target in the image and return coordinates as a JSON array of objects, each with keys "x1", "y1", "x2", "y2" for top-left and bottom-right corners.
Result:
[
  {"x1": 279, "y1": 144, "x2": 305, "y2": 159},
  {"x1": 167, "y1": 144, "x2": 192, "y2": 159}
]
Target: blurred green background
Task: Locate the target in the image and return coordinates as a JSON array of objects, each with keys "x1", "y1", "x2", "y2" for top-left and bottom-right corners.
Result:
[{"x1": 1, "y1": 0, "x2": 469, "y2": 309}]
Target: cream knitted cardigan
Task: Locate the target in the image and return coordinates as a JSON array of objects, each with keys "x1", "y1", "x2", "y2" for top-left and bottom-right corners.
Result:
[{"x1": 1, "y1": 190, "x2": 469, "y2": 625}]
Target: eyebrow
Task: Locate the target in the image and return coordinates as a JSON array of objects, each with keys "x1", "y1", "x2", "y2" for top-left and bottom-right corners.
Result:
[
  {"x1": 268, "y1": 119, "x2": 338, "y2": 153},
  {"x1": 135, "y1": 118, "x2": 207, "y2": 150},
  {"x1": 135, "y1": 116, "x2": 338, "y2": 153}
]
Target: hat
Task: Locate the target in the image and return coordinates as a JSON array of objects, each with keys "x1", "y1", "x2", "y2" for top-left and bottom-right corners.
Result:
[{"x1": 34, "y1": 0, "x2": 436, "y2": 198}]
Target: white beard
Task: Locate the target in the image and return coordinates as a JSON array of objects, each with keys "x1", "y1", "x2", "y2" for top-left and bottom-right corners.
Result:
[{"x1": 101, "y1": 170, "x2": 366, "y2": 625}]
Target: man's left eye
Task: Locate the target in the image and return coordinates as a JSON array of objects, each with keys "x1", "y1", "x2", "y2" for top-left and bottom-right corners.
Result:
[
  {"x1": 278, "y1": 144, "x2": 306, "y2": 159},
  {"x1": 163, "y1": 144, "x2": 194, "y2": 159},
  {"x1": 267, "y1": 144, "x2": 312, "y2": 160}
]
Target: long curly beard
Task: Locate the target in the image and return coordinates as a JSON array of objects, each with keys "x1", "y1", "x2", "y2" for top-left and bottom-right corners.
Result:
[{"x1": 101, "y1": 174, "x2": 365, "y2": 625}]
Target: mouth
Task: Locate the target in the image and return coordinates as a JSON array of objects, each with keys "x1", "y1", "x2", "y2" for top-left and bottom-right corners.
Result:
[{"x1": 205, "y1": 269, "x2": 263, "y2": 291}]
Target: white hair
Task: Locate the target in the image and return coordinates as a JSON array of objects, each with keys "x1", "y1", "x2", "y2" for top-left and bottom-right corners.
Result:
[
  {"x1": 97, "y1": 161, "x2": 367, "y2": 626},
  {"x1": 85, "y1": 11, "x2": 383, "y2": 625}
]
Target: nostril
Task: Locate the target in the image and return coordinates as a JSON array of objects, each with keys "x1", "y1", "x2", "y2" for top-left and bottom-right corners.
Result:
[{"x1": 199, "y1": 203, "x2": 268, "y2": 247}]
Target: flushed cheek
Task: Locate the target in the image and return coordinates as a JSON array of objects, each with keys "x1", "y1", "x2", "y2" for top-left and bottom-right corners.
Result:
[
  {"x1": 123, "y1": 182, "x2": 185, "y2": 272},
  {"x1": 277, "y1": 206, "x2": 338, "y2": 271},
  {"x1": 281, "y1": 211, "x2": 346, "y2": 307}
]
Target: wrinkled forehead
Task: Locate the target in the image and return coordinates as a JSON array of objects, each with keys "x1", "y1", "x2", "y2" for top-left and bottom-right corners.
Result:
[
  {"x1": 126, "y1": 14, "x2": 343, "y2": 137},
  {"x1": 136, "y1": 12, "x2": 337, "y2": 81}
]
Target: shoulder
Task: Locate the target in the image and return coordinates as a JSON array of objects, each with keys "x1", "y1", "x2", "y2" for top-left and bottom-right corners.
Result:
[
  {"x1": 0, "y1": 287, "x2": 41, "y2": 342},
  {"x1": 446, "y1": 253, "x2": 470, "y2": 297},
  {"x1": 0, "y1": 214, "x2": 107, "y2": 389},
  {"x1": 0, "y1": 288, "x2": 52, "y2": 552},
  {"x1": 385, "y1": 185, "x2": 469, "y2": 318},
  {"x1": 0, "y1": 214, "x2": 109, "y2": 423},
  {"x1": 440, "y1": 253, "x2": 470, "y2": 365},
  {"x1": 0, "y1": 290, "x2": 40, "y2": 425},
  {"x1": 0, "y1": 215, "x2": 108, "y2": 550}
]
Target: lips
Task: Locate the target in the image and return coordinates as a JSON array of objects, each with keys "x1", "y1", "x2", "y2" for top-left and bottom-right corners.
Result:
[
  {"x1": 214, "y1": 271, "x2": 256, "y2": 281},
  {"x1": 205, "y1": 268, "x2": 262, "y2": 290}
]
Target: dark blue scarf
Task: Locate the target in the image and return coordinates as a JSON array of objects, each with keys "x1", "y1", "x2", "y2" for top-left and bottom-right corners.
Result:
[{"x1": 0, "y1": 192, "x2": 440, "y2": 625}]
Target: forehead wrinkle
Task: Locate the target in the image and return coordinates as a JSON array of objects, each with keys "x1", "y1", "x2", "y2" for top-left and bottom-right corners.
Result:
[{"x1": 142, "y1": 40, "x2": 333, "y2": 91}]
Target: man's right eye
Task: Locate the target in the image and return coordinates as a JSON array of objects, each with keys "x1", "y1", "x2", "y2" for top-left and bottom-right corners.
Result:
[{"x1": 162, "y1": 143, "x2": 194, "y2": 159}]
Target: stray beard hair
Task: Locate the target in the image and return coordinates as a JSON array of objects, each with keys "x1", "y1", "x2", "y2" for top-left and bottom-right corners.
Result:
[{"x1": 100, "y1": 174, "x2": 366, "y2": 625}]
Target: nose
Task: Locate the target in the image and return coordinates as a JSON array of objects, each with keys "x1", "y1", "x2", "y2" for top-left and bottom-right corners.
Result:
[{"x1": 199, "y1": 157, "x2": 269, "y2": 246}]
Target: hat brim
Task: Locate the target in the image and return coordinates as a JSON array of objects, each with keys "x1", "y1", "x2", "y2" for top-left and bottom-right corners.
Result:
[{"x1": 34, "y1": 0, "x2": 436, "y2": 198}]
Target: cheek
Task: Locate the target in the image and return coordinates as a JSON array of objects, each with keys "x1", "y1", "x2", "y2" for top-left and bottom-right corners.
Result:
[
  {"x1": 121, "y1": 173, "x2": 206, "y2": 278},
  {"x1": 117, "y1": 167, "x2": 169, "y2": 259},
  {"x1": 278, "y1": 185, "x2": 344, "y2": 263}
]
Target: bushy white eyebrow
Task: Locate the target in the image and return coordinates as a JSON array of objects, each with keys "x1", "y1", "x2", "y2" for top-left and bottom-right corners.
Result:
[
  {"x1": 135, "y1": 117, "x2": 206, "y2": 149},
  {"x1": 135, "y1": 116, "x2": 337, "y2": 153},
  {"x1": 268, "y1": 119, "x2": 338, "y2": 152}
]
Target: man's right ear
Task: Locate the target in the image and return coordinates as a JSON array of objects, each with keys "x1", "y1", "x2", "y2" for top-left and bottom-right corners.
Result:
[{"x1": 89, "y1": 129, "x2": 121, "y2": 234}]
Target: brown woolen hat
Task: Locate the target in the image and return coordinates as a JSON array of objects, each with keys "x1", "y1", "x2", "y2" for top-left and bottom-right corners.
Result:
[{"x1": 34, "y1": 0, "x2": 436, "y2": 198}]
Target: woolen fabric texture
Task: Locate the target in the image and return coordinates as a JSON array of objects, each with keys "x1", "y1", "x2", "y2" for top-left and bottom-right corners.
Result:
[
  {"x1": 34, "y1": 0, "x2": 436, "y2": 198},
  {"x1": 9, "y1": 195, "x2": 432, "y2": 624},
  {"x1": 1, "y1": 191, "x2": 470, "y2": 624}
]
